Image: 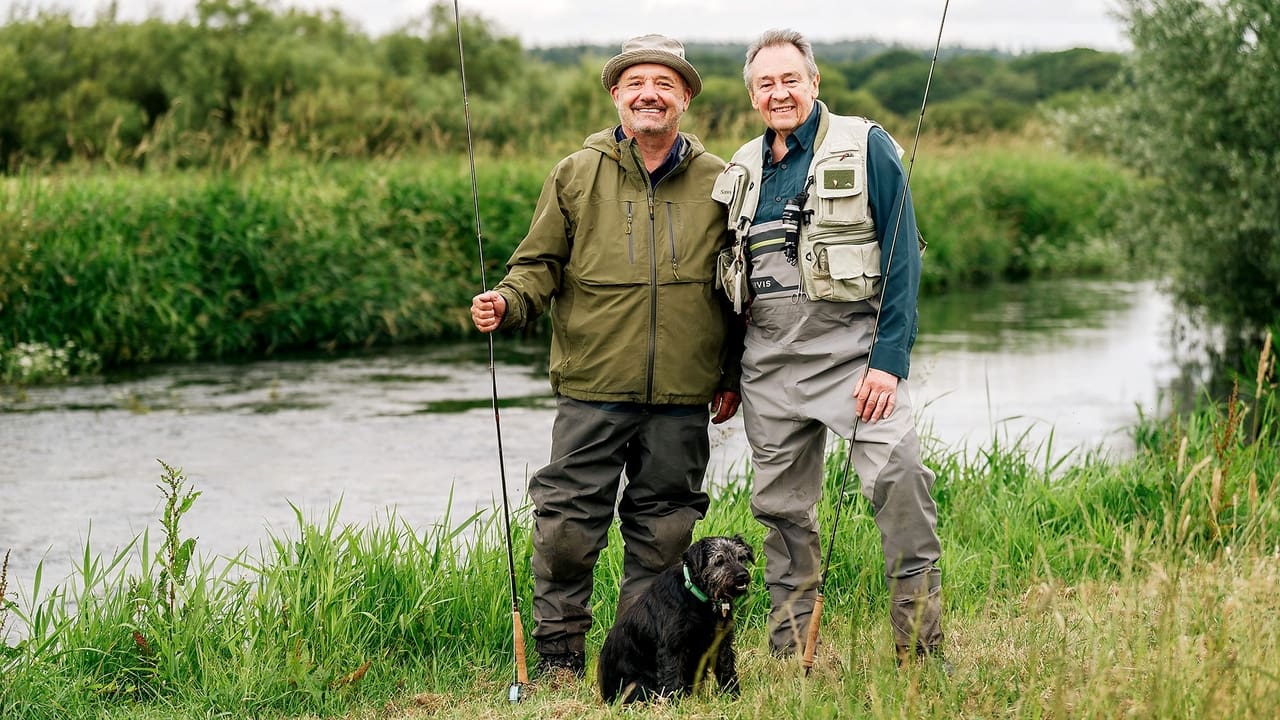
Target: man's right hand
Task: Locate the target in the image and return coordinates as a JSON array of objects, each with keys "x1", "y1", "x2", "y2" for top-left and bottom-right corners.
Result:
[{"x1": 470, "y1": 290, "x2": 507, "y2": 333}]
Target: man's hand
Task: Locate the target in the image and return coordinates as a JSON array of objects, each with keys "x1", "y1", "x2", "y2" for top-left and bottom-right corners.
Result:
[
  {"x1": 470, "y1": 290, "x2": 507, "y2": 333},
  {"x1": 710, "y1": 390, "x2": 741, "y2": 424},
  {"x1": 853, "y1": 368, "x2": 899, "y2": 423}
]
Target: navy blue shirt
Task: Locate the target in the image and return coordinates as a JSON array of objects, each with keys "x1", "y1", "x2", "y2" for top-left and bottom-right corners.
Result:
[
  {"x1": 614, "y1": 126, "x2": 685, "y2": 187},
  {"x1": 753, "y1": 102, "x2": 823, "y2": 225}
]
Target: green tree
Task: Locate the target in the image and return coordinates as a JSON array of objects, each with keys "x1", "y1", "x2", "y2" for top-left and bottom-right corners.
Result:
[
  {"x1": 1110, "y1": 0, "x2": 1280, "y2": 334},
  {"x1": 1011, "y1": 47, "x2": 1124, "y2": 99},
  {"x1": 418, "y1": 1, "x2": 522, "y2": 95}
]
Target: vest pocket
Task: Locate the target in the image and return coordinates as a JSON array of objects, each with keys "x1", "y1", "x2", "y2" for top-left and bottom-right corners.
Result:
[
  {"x1": 712, "y1": 163, "x2": 751, "y2": 230},
  {"x1": 812, "y1": 153, "x2": 869, "y2": 226},
  {"x1": 716, "y1": 244, "x2": 749, "y2": 311},
  {"x1": 805, "y1": 233, "x2": 881, "y2": 302}
]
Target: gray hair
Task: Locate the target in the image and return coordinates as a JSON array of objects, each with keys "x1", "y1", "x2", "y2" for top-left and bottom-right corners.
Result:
[{"x1": 743, "y1": 29, "x2": 820, "y2": 89}]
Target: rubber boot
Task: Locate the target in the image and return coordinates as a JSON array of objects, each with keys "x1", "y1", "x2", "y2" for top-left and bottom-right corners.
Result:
[{"x1": 889, "y1": 570, "x2": 944, "y2": 664}]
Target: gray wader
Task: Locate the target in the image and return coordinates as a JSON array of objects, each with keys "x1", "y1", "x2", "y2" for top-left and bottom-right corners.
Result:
[
  {"x1": 741, "y1": 301, "x2": 942, "y2": 656},
  {"x1": 528, "y1": 396, "x2": 712, "y2": 656}
]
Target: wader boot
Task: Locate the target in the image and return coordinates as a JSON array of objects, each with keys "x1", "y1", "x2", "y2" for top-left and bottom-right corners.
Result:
[{"x1": 889, "y1": 570, "x2": 944, "y2": 664}]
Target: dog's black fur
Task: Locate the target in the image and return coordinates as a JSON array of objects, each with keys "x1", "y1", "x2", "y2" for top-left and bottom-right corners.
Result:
[{"x1": 598, "y1": 535, "x2": 755, "y2": 704}]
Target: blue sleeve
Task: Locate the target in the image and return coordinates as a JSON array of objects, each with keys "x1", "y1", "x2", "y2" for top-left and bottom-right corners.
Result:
[{"x1": 865, "y1": 126, "x2": 921, "y2": 379}]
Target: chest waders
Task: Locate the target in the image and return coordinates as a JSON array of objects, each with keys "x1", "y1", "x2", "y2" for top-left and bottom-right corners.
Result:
[
  {"x1": 795, "y1": 1, "x2": 954, "y2": 674},
  {"x1": 453, "y1": 0, "x2": 528, "y2": 702}
]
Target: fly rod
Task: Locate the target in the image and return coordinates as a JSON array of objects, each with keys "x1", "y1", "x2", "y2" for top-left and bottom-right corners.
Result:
[
  {"x1": 451, "y1": 0, "x2": 528, "y2": 702},
  {"x1": 802, "y1": 0, "x2": 951, "y2": 673}
]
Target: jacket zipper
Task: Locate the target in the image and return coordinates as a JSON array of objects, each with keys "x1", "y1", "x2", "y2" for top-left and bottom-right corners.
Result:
[
  {"x1": 666, "y1": 202, "x2": 680, "y2": 279},
  {"x1": 628, "y1": 141, "x2": 660, "y2": 403},
  {"x1": 645, "y1": 187, "x2": 657, "y2": 403},
  {"x1": 625, "y1": 201, "x2": 635, "y2": 264}
]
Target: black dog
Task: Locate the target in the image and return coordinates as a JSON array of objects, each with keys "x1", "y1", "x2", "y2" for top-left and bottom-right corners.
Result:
[{"x1": 598, "y1": 535, "x2": 755, "y2": 704}]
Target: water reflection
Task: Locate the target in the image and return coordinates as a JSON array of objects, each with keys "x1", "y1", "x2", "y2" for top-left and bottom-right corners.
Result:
[{"x1": 0, "y1": 279, "x2": 1205, "y2": 605}]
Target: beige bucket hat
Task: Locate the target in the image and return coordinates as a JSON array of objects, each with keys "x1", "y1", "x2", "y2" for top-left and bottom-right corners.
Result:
[{"x1": 601, "y1": 34, "x2": 702, "y2": 98}]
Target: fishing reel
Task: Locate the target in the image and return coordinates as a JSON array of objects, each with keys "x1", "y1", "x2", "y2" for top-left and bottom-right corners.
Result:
[{"x1": 781, "y1": 183, "x2": 813, "y2": 266}]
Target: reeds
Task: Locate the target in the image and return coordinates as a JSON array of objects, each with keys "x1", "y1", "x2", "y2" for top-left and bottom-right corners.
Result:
[{"x1": 1, "y1": 148, "x2": 1135, "y2": 378}]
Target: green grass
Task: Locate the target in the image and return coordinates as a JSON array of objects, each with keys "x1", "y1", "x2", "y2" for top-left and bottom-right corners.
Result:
[
  {"x1": 1, "y1": 147, "x2": 1137, "y2": 377},
  {"x1": 1, "y1": 340, "x2": 1275, "y2": 718}
]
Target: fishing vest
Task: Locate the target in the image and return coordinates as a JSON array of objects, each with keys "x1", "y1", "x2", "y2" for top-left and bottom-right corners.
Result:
[{"x1": 712, "y1": 107, "x2": 902, "y2": 312}]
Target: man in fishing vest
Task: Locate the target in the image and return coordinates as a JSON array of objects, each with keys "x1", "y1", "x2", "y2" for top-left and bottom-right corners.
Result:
[
  {"x1": 470, "y1": 34, "x2": 742, "y2": 679},
  {"x1": 712, "y1": 28, "x2": 943, "y2": 664}
]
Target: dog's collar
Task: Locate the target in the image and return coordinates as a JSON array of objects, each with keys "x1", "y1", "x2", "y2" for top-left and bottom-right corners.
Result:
[
  {"x1": 682, "y1": 564, "x2": 711, "y2": 602},
  {"x1": 683, "y1": 564, "x2": 733, "y2": 617}
]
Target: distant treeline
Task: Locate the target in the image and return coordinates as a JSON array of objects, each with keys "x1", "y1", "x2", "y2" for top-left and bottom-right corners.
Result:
[{"x1": 0, "y1": 0, "x2": 1123, "y2": 172}]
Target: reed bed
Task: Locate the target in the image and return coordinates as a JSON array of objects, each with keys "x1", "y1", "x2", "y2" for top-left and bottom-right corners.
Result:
[
  {"x1": 1, "y1": 147, "x2": 1135, "y2": 376},
  {"x1": 1, "y1": 336, "x2": 1274, "y2": 719}
]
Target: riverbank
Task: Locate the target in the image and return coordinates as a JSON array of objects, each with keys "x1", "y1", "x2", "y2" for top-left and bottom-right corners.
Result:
[
  {"x1": 1, "y1": 343, "x2": 1274, "y2": 718},
  {"x1": 0, "y1": 146, "x2": 1135, "y2": 376},
  {"x1": 0, "y1": 279, "x2": 1199, "y2": 605}
]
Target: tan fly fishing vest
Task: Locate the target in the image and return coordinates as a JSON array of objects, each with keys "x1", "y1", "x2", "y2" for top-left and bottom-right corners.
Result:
[{"x1": 712, "y1": 106, "x2": 906, "y2": 312}]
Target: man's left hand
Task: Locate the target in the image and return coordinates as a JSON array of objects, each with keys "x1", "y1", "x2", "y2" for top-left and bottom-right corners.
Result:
[
  {"x1": 711, "y1": 391, "x2": 741, "y2": 424},
  {"x1": 853, "y1": 368, "x2": 899, "y2": 423}
]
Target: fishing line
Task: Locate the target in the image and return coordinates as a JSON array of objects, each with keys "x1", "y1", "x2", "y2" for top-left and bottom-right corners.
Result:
[
  {"x1": 802, "y1": 0, "x2": 951, "y2": 673},
  {"x1": 451, "y1": 0, "x2": 528, "y2": 702}
]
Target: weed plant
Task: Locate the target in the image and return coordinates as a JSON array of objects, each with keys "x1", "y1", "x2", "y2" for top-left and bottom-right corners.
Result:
[{"x1": 0, "y1": 335, "x2": 1274, "y2": 718}]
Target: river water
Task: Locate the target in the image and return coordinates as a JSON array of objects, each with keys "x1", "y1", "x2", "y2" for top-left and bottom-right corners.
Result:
[{"x1": 0, "y1": 279, "x2": 1203, "y2": 606}]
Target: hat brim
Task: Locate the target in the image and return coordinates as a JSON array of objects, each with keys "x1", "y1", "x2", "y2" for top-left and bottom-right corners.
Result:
[{"x1": 601, "y1": 49, "x2": 702, "y2": 98}]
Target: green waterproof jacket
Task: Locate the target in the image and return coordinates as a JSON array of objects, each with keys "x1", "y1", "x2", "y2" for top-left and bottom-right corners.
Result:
[{"x1": 494, "y1": 128, "x2": 743, "y2": 405}]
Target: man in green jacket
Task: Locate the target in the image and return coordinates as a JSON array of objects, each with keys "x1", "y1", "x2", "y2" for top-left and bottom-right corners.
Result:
[{"x1": 470, "y1": 34, "x2": 743, "y2": 679}]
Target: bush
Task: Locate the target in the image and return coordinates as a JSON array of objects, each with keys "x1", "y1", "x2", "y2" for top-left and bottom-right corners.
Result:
[{"x1": 1106, "y1": 0, "x2": 1280, "y2": 335}]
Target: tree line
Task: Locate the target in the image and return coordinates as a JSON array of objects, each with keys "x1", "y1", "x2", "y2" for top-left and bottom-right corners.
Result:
[
  {"x1": 1, "y1": 0, "x2": 1274, "y2": 339},
  {"x1": 0, "y1": 0, "x2": 1123, "y2": 172}
]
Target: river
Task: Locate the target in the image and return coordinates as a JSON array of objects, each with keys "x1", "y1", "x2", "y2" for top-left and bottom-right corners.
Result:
[{"x1": 0, "y1": 279, "x2": 1204, "y2": 607}]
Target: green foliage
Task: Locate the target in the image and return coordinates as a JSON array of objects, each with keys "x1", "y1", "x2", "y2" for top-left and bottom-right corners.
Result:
[
  {"x1": 912, "y1": 145, "x2": 1136, "y2": 291},
  {"x1": 0, "y1": 149, "x2": 1134, "y2": 371},
  {"x1": 926, "y1": 96, "x2": 1030, "y2": 136},
  {"x1": 1010, "y1": 47, "x2": 1126, "y2": 99},
  {"x1": 0, "y1": 158, "x2": 546, "y2": 367},
  {"x1": 0, "y1": 2, "x2": 1126, "y2": 170},
  {"x1": 0, "y1": 340, "x2": 102, "y2": 385},
  {"x1": 1105, "y1": 0, "x2": 1280, "y2": 335}
]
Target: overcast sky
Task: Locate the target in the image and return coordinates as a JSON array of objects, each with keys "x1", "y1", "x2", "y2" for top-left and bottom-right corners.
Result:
[{"x1": 6, "y1": 0, "x2": 1131, "y2": 52}]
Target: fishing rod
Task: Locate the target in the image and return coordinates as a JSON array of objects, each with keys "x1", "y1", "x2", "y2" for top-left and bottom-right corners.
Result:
[
  {"x1": 451, "y1": 0, "x2": 528, "y2": 702},
  {"x1": 802, "y1": 0, "x2": 951, "y2": 674}
]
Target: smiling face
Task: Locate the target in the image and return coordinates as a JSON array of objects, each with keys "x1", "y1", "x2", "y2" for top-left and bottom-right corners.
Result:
[
  {"x1": 611, "y1": 62, "x2": 692, "y2": 139},
  {"x1": 747, "y1": 43, "x2": 821, "y2": 137}
]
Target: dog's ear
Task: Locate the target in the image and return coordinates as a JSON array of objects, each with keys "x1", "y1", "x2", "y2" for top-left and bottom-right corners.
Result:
[
  {"x1": 683, "y1": 538, "x2": 707, "y2": 576},
  {"x1": 732, "y1": 534, "x2": 756, "y2": 564}
]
